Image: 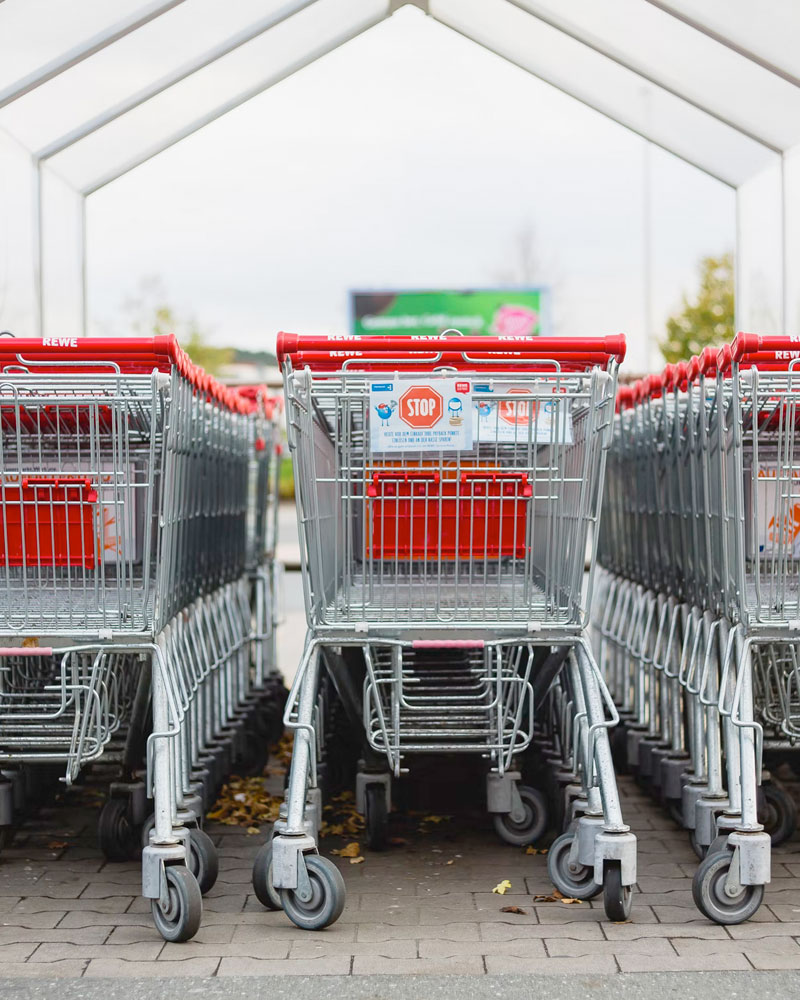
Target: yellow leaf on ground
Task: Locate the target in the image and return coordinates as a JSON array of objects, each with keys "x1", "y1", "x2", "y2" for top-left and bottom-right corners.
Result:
[
  {"x1": 350, "y1": 856, "x2": 365, "y2": 865},
  {"x1": 525, "y1": 846, "x2": 548, "y2": 855},
  {"x1": 246, "y1": 826, "x2": 260, "y2": 835},
  {"x1": 560, "y1": 897, "x2": 582, "y2": 905},
  {"x1": 492, "y1": 879, "x2": 512, "y2": 895},
  {"x1": 332, "y1": 841, "x2": 361, "y2": 858}
]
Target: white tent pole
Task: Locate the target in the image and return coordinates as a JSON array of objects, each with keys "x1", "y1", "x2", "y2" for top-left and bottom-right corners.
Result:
[
  {"x1": 80, "y1": 13, "x2": 388, "y2": 196},
  {"x1": 505, "y1": 0, "x2": 782, "y2": 152},
  {"x1": 0, "y1": 0, "x2": 189, "y2": 110},
  {"x1": 34, "y1": 0, "x2": 322, "y2": 162},
  {"x1": 643, "y1": 0, "x2": 800, "y2": 90},
  {"x1": 432, "y1": 14, "x2": 735, "y2": 187}
]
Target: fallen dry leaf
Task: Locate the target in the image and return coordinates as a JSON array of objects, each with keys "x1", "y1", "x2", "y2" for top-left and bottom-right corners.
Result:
[
  {"x1": 246, "y1": 826, "x2": 260, "y2": 835},
  {"x1": 332, "y1": 841, "x2": 361, "y2": 858},
  {"x1": 533, "y1": 893, "x2": 559, "y2": 903},
  {"x1": 206, "y1": 775, "x2": 282, "y2": 829},
  {"x1": 525, "y1": 846, "x2": 548, "y2": 855},
  {"x1": 500, "y1": 905, "x2": 528, "y2": 915},
  {"x1": 350, "y1": 856, "x2": 365, "y2": 865},
  {"x1": 388, "y1": 837, "x2": 408, "y2": 847},
  {"x1": 492, "y1": 879, "x2": 512, "y2": 895},
  {"x1": 446, "y1": 860, "x2": 454, "y2": 865},
  {"x1": 47, "y1": 840, "x2": 68, "y2": 850},
  {"x1": 560, "y1": 897, "x2": 582, "y2": 905}
]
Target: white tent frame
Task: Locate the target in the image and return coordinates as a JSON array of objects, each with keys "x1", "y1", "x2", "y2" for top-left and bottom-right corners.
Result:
[{"x1": 2, "y1": 0, "x2": 799, "y2": 340}]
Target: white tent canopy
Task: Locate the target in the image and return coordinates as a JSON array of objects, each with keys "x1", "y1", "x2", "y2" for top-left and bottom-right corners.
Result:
[{"x1": 0, "y1": 0, "x2": 798, "y2": 339}]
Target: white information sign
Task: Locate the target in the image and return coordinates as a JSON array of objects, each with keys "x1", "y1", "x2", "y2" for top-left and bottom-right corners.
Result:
[
  {"x1": 472, "y1": 382, "x2": 573, "y2": 444},
  {"x1": 369, "y1": 377, "x2": 473, "y2": 453},
  {"x1": 755, "y1": 464, "x2": 800, "y2": 557}
]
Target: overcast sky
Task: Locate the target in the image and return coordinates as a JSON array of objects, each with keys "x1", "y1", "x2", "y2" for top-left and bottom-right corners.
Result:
[{"x1": 2, "y1": 3, "x2": 736, "y2": 372}]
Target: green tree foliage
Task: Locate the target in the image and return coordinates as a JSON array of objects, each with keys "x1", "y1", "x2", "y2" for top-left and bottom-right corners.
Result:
[
  {"x1": 660, "y1": 253, "x2": 734, "y2": 363},
  {"x1": 122, "y1": 276, "x2": 233, "y2": 375}
]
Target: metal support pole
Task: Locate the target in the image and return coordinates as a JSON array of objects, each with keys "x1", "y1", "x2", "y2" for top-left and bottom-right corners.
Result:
[{"x1": 0, "y1": 1, "x2": 189, "y2": 109}]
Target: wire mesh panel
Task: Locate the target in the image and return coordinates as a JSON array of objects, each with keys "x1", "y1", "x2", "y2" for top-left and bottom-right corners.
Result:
[{"x1": 281, "y1": 335, "x2": 621, "y2": 632}]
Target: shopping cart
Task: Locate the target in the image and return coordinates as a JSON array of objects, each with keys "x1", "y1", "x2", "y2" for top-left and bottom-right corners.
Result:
[
  {"x1": 0, "y1": 337, "x2": 270, "y2": 941},
  {"x1": 594, "y1": 334, "x2": 797, "y2": 924},
  {"x1": 255, "y1": 331, "x2": 637, "y2": 930}
]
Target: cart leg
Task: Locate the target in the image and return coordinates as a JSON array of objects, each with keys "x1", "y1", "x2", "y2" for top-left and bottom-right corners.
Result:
[
  {"x1": 142, "y1": 636, "x2": 201, "y2": 943},
  {"x1": 574, "y1": 642, "x2": 637, "y2": 921},
  {"x1": 693, "y1": 634, "x2": 770, "y2": 924},
  {"x1": 271, "y1": 640, "x2": 346, "y2": 931}
]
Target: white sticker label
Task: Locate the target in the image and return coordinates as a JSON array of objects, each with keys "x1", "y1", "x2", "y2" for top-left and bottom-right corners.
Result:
[
  {"x1": 755, "y1": 465, "x2": 800, "y2": 557},
  {"x1": 369, "y1": 378, "x2": 473, "y2": 453},
  {"x1": 472, "y1": 383, "x2": 573, "y2": 444}
]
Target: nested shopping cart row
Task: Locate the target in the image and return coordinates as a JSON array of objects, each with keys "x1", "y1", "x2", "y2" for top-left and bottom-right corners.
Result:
[
  {"x1": 249, "y1": 332, "x2": 636, "y2": 931},
  {"x1": 0, "y1": 337, "x2": 284, "y2": 942},
  {"x1": 595, "y1": 332, "x2": 800, "y2": 924}
]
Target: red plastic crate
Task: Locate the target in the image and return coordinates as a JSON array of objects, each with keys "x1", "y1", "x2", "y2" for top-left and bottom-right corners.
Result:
[
  {"x1": 366, "y1": 470, "x2": 531, "y2": 560},
  {"x1": 0, "y1": 477, "x2": 98, "y2": 569}
]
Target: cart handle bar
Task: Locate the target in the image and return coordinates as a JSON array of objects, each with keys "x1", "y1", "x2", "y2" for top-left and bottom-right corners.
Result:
[
  {"x1": 276, "y1": 332, "x2": 626, "y2": 365},
  {"x1": 0, "y1": 336, "x2": 259, "y2": 416}
]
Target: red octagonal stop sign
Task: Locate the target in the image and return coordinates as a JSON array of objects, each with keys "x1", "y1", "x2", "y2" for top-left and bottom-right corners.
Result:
[
  {"x1": 399, "y1": 384, "x2": 443, "y2": 429},
  {"x1": 500, "y1": 387, "x2": 535, "y2": 425}
]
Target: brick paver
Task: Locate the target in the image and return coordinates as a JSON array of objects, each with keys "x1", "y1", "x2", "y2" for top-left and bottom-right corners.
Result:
[{"x1": 0, "y1": 777, "x2": 798, "y2": 977}]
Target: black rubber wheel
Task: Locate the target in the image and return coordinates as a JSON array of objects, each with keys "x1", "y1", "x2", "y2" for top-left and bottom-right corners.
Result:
[
  {"x1": 188, "y1": 827, "x2": 219, "y2": 895},
  {"x1": 280, "y1": 855, "x2": 346, "y2": 931},
  {"x1": 547, "y1": 832, "x2": 602, "y2": 900},
  {"x1": 151, "y1": 865, "x2": 203, "y2": 942},
  {"x1": 603, "y1": 860, "x2": 633, "y2": 921},
  {"x1": 760, "y1": 782, "x2": 798, "y2": 847},
  {"x1": 252, "y1": 839, "x2": 282, "y2": 910},
  {"x1": 98, "y1": 798, "x2": 139, "y2": 862},
  {"x1": 493, "y1": 785, "x2": 549, "y2": 847},
  {"x1": 692, "y1": 849, "x2": 765, "y2": 925},
  {"x1": 365, "y1": 783, "x2": 389, "y2": 851}
]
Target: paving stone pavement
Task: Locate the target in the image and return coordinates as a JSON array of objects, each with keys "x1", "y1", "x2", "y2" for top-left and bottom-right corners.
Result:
[{"x1": 0, "y1": 776, "x2": 798, "y2": 978}]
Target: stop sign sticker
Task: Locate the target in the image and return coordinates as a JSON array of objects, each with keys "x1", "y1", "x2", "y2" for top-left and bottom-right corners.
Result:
[
  {"x1": 370, "y1": 377, "x2": 472, "y2": 453},
  {"x1": 399, "y1": 385, "x2": 443, "y2": 429},
  {"x1": 499, "y1": 388, "x2": 534, "y2": 426}
]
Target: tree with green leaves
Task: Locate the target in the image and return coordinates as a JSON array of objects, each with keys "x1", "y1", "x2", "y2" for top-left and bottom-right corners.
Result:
[
  {"x1": 122, "y1": 276, "x2": 233, "y2": 375},
  {"x1": 660, "y1": 252, "x2": 734, "y2": 364}
]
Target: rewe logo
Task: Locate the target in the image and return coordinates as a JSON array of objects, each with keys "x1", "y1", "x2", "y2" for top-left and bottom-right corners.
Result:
[{"x1": 42, "y1": 337, "x2": 78, "y2": 348}]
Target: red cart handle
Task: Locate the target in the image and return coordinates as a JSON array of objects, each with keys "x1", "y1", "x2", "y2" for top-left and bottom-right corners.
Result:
[
  {"x1": 460, "y1": 471, "x2": 532, "y2": 497},
  {"x1": 277, "y1": 332, "x2": 626, "y2": 364},
  {"x1": 367, "y1": 470, "x2": 440, "y2": 496}
]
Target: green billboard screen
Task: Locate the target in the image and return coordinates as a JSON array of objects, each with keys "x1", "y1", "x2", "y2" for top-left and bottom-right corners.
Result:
[{"x1": 350, "y1": 288, "x2": 550, "y2": 338}]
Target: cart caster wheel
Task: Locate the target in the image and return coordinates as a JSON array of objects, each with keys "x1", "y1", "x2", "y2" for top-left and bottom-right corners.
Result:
[
  {"x1": 692, "y1": 849, "x2": 765, "y2": 925},
  {"x1": 365, "y1": 783, "x2": 389, "y2": 851},
  {"x1": 252, "y1": 839, "x2": 282, "y2": 910},
  {"x1": 151, "y1": 865, "x2": 202, "y2": 942},
  {"x1": 603, "y1": 861, "x2": 632, "y2": 921},
  {"x1": 493, "y1": 785, "x2": 548, "y2": 846},
  {"x1": 188, "y1": 827, "x2": 219, "y2": 895},
  {"x1": 279, "y1": 855, "x2": 346, "y2": 931},
  {"x1": 690, "y1": 829, "x2": 707, "y2": 860},
  {"x1": 760, "y1": 782, "x2": 797, "y2": 847},
  {"x1": 97, "y1": 798, "x2": 139, "y2": 862},
  {"x1": 547, "y1": 832, "x2": 602, "y2": 900}
]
